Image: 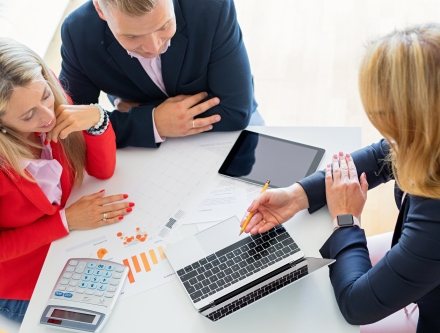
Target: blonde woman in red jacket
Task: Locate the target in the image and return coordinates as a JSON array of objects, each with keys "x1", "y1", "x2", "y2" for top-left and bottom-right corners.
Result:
[{"x1": 0, "y1": 38, "x2": 133, "y2": 323}]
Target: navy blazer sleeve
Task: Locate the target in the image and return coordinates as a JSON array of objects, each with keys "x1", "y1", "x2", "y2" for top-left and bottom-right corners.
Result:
[{"x1": 298, "y1": 140, "x2": 440, "y2": 328}]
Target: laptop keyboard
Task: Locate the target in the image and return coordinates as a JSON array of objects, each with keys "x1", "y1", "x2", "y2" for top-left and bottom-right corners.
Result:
[
  {"x1": 206, "y1": 265, "x2": 308, "y2": 321},
  {"x1": 176, "y1": 225, "x2": 300, "y2": 303}
]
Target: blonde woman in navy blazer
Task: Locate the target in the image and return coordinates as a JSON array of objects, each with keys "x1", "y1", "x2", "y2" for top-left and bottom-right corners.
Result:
[{"x1": 241, "y1": 24, "x2": 440, "y2": 333}]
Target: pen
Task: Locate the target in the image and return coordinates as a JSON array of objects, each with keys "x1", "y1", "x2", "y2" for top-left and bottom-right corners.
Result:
[{"x1": 239, "y1": 180, "x2": 270, "y2": 236}]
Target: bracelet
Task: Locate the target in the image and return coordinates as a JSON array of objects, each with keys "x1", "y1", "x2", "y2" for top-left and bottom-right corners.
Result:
[{"x1": 87, "y1": 104, "x2": 109, "y2": 136}]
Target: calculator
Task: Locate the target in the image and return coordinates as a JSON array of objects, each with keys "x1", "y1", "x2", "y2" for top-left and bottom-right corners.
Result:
[{"x1": 39, "y1": 258, "x2": 128, "y2": 332}]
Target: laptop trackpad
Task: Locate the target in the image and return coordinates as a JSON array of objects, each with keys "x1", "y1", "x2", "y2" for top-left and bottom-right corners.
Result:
[{"x1": 196, "y1": 216, "x2": 247, "y2": 254}]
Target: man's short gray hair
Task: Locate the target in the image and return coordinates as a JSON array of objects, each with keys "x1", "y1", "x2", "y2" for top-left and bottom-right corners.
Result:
[{"x1": 99, "y1": 0, "x2": 159, "y2": 16}]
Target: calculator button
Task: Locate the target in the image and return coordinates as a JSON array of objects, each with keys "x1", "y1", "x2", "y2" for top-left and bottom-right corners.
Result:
[
  {"x1": 100, "y1": 278, "x2": 109, "y2": 284},
  {"x1": 63, "y1": 293, "x2": 73, "y2": 298},
  {"x1": 76, "y1": 289, "x2": 85, "y2": 294},
  {"x1": 84, "y1": 269, "x2": 94, "y2": 275},
  {"x1": 72, "y1": 274, "x2": 81, "y2": 280},
  {"x1": 112, "y1": 273, "x2": 122, "y2": 279},
  {"x1": 94, "y1": 270, "x2": 103, "y2": 276},
  {"x1": 69, "y1": 281, "x2": 78, "y2": 287},
  {"x1": 97, "y1": 285, "x2": 107, "y2": 291},
  {"x1": 104, "y1": 292, "x2": 114, "y2": 298},
  {"x1": 88, "y1": 283, "x2": 97, "y2": 289},
  {"x1": 69, "y1": 260, "x2": 78, "y2": 266},
  {"x1": 60, "y1": 279, "x2": 69, "y2": 285},
  {"x1": 97, "y1": 264, "x2": 105, "y2": 270},
  {"x1": 107, "y1": 286, "x2": 116, "y2": 292},
  {"x1": 75, "y1": 262, "x2": 87, "y2": 274},
  {"x1": 105, "y1": 265, "x2": 115, "y2": 271},
  {"x1": 83, "y1": 296, "x2": 92, "y2": 301},
  {"x1": 85, "y1": 290, "x2": 94, "y2": 295},
  {"x1": 91, "y1": 277, "x2": 100, "y2": 283},
  {"x1": 115, "y1": 266, "x2": 125, "y2": 273},
  {"x1": 57, "y1": 286, "x2": 66, "y2": 291},
  {"x1": 99, "y1": 298, "x2": 105, "y2": 303},
  {"x1": 82, "y1": 276, "x2": 91, "y2": 282},
  {"x1": 79, "y1": 282, "x2": 88, "y2": 288},
  {"x1": 87, "y1": 263, "x2": 97, "y2": 269},
  {"x1": 66, "y1": 267, "x2": 75, "y2": 272},
  {"x1": 103, "y1": 271, "x2": 112, "y2": 278},
  {"x1": 94, "y1": 291, "x2": 104, "y2": 297},
  {"x1": 55, "y1": 291, "x2": 64, "y2": 296},
  {"x1": 109, "y1": 280, "x2": 119, "y2": 286},
  {"x1": 66, "y1": 287, "x2": 76, "y2": 292},
  {"x1": 63, "y1": 273, "x2": 72, "y2": 279}
]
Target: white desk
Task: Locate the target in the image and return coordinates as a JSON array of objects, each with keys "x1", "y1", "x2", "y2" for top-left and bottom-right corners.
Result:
[{"x1": 20, "y1": 127, "x2": 360, "y2": 333}]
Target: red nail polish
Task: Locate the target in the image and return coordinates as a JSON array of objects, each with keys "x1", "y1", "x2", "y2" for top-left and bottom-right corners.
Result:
[
  {"x1": 129, "y1": 202, "x2": 135, "y2": 207},
  {"x1": 100, "y1": 189, "x2": 105, "y2": 193},
  {"x1": 35, "y1": 132, "x2": 42, "y2": 137},
  {"x1": 44, "y1": 139, "x2": 48, "y2": 145},
  {"x1": 126, "y1": 208, "x2": 132, "y2": 213},
  {"x1": 118, "y1": 216, "x2": 124, "y2": 220},
  {"x1": 123, "y1": 194, "x2": 129, "y2": 199}
]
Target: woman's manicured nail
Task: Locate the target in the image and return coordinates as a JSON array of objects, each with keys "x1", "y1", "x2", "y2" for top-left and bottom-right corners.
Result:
[
  {"x1": 333, "y1": 154, "x2": 338, "y2": 159},
  {"x1": 123, "y1": 194, "x2": 128, "y2": 199},
  {"x1": 44, "y1": 139, "x2": 48, "y2": 145},
  {"x1": 100, "y1": 189, "x2": 105, "y2": 193},
  {"x1": 118, "y1": 216, "x2": 124, "y2": 220},
  {"x1": 129, "y1": 202, "x2": 135, "y2": 207},
  {"x1": 126, "y1": 208, "x2": 132, "y2": 212},
  {"x1": 339, "y1": 151, "x2": 344, "y2": 156}
]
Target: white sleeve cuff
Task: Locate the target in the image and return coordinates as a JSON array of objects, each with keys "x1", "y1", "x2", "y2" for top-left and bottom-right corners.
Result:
[
  {"x1": 152, "y1": 108, "x2": 166, "y2": 143},
  {"x1": 59, "y1": 209, "x2": 70, "y2": 232}
]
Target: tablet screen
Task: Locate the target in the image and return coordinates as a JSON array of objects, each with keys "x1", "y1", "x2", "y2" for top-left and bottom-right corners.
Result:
[{"x1": 218, "y1": 130, "x2": 325, "y2": 188}]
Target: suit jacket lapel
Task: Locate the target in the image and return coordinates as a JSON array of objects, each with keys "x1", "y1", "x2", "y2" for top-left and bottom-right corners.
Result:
[
  {"x1": 105, "y1": 26, "x2": 166, "y2": 99},
  {"x1": 162, "y1": 0, "x2": 187, "y2": 96}
]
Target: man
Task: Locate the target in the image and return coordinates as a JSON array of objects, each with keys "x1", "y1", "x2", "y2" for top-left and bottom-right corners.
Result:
[{"x1": 60, "y1": 0, "x2": 261, "y2": 148}]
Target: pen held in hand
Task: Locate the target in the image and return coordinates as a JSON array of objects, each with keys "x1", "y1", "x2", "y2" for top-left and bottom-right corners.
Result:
[{"x1": 239, "y1": 180, "x2": 270, "y2": 235}]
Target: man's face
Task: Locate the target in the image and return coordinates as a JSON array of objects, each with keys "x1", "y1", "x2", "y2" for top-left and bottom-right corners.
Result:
[{"x1": 97, "y1": 0, "x2": 176, "y2": 58}]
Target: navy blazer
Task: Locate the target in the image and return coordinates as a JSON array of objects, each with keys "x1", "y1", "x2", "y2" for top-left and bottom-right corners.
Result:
[
  {"x1": 59, "y1": 0, "x2": 257, "y2": 148},
  {"x1": 299, "y1": 140, "x2": 440, "y2": 332}
]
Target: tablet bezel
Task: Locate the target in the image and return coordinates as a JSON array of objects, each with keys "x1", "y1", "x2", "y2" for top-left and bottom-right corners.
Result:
[{"x1": 218, "y1": 130, "x2": 325, "y2": 188}]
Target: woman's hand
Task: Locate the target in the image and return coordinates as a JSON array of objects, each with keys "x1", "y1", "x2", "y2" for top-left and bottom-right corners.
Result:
[
  {"x1": 46, "y1": 104, "x2": 101, "y2": 143},
  {"x1": 65, "y1": 190, "x2": 134, "y2": 231},
  {"x1": 325, "y1": 152, "x2": 368, "y2": 221},
  {"x1": 240, "y1": 183, "x2": 310, "y2": 234},
  {"x1": 114, "y1": 98, "x2": 140, "y2": 113}
]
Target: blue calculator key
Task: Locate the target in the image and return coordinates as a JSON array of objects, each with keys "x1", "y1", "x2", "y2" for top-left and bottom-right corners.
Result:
[
  {"x1": 100, "y1": 278, "x2": 109, "y2": 284},
  {"x1": 103, "y1": 271, "x2": 112, "y2": 278},
  {"x1": 97, "y1": 264, "x2": 105, "y2": 270},
  {"x1": 55, "y1": 291, "x2": 63, "y2": 296},
  {"x1": 105, "y1": 265, "x2": 115, "y2": 271},
  {"x1": 84, "y1": 269, "x2": 94, "y2": 275},
  {"x1": 97, "y1": 285, "x2": 107, "y2": 291},
  {"x1": 88, "y1": 283, "x2": 97, "y2": 290},
  {"x1": 64, "y1": 293, "x2": 73, "y2": 298},
  {"x1": 91, "y1": 277, "x2": 100, "y2": 283},
  {"x1": 79, "y1": 282, "x2": 88, "y2": 288},
  {"x1": 94, "y1": 270, "x2": 103, "y2": 276},
  {"x1": 82, "y1": 276, "x2": 91, "y2": 281},
  {"x1": 87, "y1": 263, "x2": 97, "y2": 269}
]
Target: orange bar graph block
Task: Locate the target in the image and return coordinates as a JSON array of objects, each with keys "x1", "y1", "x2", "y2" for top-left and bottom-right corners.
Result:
[
  {"x1": 131, "y1": 255, "x2": 141, "y2": 273},
  {"x1": 158, "y1": 246, "x2": 166, "y2": 260},
  {"x1": 122, "y1": 259, "x2": 135, "y2": 284},
  {"x1": 140, "y1": 252, "x2": 151, "y2": 272},
  {"x1": 149, "y1": 249, "x2": 158, "y2": 265}
]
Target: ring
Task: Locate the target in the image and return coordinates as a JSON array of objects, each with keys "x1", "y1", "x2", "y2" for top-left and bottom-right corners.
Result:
[
  {"x1": 192, "y1": 120, "x2": 195, "y2": 129},
  {"x1": 262, "y1": 219, "x2": 267, "y2": 224},
  {"x1": 103, "y1": 213, "x2": 107, "y2": 221}
]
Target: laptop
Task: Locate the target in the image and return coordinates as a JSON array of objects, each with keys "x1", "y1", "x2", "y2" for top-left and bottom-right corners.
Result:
[{"x1": 165, "y1": 216, "x2": 334, "y2": 322}]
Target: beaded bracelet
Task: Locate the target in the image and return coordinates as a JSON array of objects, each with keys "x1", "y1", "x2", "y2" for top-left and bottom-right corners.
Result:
[{"x1": 87, "y1": 104, "x2": 109, "y2": 136}]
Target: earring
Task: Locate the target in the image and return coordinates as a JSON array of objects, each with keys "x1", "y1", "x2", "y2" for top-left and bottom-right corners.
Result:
[{"x1": 1, "y1": 128, "x2": 6, "y2": 134}]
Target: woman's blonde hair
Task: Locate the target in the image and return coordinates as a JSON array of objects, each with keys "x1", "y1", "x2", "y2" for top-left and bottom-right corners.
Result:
[
  {"x1": 359, "y1": 23, "x2": 440, "y2": 198},
  {"x1": 0, "y1": 38, "x2": 86, "y2": 185}
]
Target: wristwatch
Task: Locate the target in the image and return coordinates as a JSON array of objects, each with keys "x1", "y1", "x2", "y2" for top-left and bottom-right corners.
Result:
[{"x1": 332, "y1": 214, "x2": 360, "y2": 231}]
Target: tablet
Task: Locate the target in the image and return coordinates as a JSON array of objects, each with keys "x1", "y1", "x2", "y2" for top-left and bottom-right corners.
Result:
[{"x1": 218, "y1": 130, "x2": 325, "y2": 188}]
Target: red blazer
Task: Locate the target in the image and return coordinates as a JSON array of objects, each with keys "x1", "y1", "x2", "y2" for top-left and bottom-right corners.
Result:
[{"x1": 0, "y1": 124, "x2": 116, "y2": 300}]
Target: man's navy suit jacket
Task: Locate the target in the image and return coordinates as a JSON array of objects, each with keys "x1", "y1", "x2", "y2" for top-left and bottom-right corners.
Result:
[
  {"x1": 299, "y1": 139, "x2": 440, "y2": 332},
  {"x1": 60, "y1": 0, "x2": 257, "y2": 148}
]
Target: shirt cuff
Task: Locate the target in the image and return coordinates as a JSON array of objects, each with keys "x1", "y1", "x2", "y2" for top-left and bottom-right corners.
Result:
[
  {"x1": 152, "y1": 108, "x2": 166, "y2": 143},
  {"x1": 59, "y1": 209, "x2": 70, "y2": 232}
]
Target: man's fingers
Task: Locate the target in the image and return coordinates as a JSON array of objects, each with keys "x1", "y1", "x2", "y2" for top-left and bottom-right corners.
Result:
[
  {"x1": 191, "y1": 115, "x2": 221, "y2": 130},
  {"x1": 188, "y1": 96, "x2": 220, "y2": 118}
]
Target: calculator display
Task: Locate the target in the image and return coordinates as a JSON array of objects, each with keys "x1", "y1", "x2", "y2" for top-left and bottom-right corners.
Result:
[{"x1": 51, "y1": 309, "x2": 95, "y2": 323}]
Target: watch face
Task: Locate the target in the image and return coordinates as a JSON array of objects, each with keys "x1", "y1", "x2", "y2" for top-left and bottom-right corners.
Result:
[{"x1": 337, "y1": 214, "x2": 354, "y2": 227}]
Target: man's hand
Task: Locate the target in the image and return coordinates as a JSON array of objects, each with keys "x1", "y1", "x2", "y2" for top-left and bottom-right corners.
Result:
[
  {"x1": 114, "y1": 98, "x2": 140, "y2": 113},
  {"x1": 240, "y1": 183, "x2": 310, "y2": 234},
  {"x1": 154, "y1": 92, "x2": 221, "y2": 137}
]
